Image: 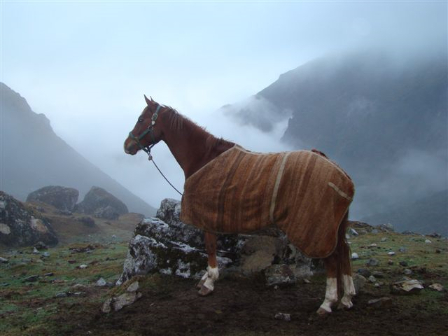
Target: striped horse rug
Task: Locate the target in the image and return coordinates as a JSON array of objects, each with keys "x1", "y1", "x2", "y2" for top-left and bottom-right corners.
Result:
[{"x1": 180, "y1": 145, "x2": 355, "y2": 258}]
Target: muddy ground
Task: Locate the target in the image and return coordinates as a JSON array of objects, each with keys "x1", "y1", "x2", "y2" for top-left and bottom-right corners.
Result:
[{"x1": 45, "y1": 272, "x2": 446, "y2": 336}]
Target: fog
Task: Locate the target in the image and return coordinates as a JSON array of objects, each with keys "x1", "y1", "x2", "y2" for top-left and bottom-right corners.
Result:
[{"x1": 1, "y1": 1, "x2": 446, "y2": 210}]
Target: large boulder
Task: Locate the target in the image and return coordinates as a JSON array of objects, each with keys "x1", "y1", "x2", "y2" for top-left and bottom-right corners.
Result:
[
  {"x1": 75, "y1": 187, "x2": 128, "y2": 220},
  {"x1": 26, "y1": 186, "x2": 79, "y2": 211},
  {"x1": 0, "y1": 191, "x2": 58, "y2": 247},
  {"x1": 117, "y1": 198, "x2": 313, "y2": 286}
]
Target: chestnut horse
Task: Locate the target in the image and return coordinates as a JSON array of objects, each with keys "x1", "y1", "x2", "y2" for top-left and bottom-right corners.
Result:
[{"x1": 124, "y1": 96, "x2": 356, "y2": 315}]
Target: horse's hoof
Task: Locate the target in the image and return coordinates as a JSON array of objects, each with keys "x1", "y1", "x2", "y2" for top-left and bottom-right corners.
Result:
[
  {"x1": 338, "y1": 298, "x2": 354, "y2": 310},
  {"x1": 198, "y1": 285, "x2": 213, "y2": 296},
  {"x1": 196, "y1": 279, "x2": 205, "y2": 290},
  {"x1": 316, "y1": 307, "x2": 331, "y2": 316},
  {"x1": 337, "y1": 302, "x2": 353, "y2": 310}
]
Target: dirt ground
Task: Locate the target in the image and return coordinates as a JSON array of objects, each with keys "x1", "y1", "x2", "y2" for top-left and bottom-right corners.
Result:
[{"x1": 50, "y1": 273, "x2": 447, "y2": 336}]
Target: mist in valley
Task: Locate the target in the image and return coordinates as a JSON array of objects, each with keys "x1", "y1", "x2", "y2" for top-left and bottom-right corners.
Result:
[{"x1": 1, "y1": 1, "x2": 446, "y2": 233}]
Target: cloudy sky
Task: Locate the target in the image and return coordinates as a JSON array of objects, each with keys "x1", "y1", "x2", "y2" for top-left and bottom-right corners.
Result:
[{"x1": 1, "y1": 0, "x2": 446, "y2": 209}]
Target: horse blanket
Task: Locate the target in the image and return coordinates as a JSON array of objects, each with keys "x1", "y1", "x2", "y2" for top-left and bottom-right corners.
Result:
[{"x1": 180, "y1": 145, "x2": 355, "y2": 258}]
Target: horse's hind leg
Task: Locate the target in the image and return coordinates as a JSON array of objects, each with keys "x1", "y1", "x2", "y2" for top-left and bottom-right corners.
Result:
[
  {"x1": 338, "y1": 219, "x2": 356, "y2": 309},
  {"x1": 197, "y1": 232, "x2": 219, "y2": 296},
  {"x1": 317, "y1": 253, "x2": 339, "y2": 315},
  {"x1": 317, "y1": 212, "x2": 355, "y2": 314}
]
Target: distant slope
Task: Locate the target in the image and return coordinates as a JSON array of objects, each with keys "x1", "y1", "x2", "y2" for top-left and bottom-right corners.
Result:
[
  {"x1": 362, "y1": 189, "x2": 448, "y2": 236},
  {"x1": 0, "y1": 83, "x2": 156, "y2": 216},
  {"x1": 225, "y1": 51, "x2": 447, "y2": 234}
]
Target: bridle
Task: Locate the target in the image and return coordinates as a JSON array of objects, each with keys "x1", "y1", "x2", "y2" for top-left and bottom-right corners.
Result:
[
  {"x1": 128, "y1": 104, "x2": 183, "y2": 196},
  {"x1": 128, "y1": 104, "x2": 162, "y2": 156}
]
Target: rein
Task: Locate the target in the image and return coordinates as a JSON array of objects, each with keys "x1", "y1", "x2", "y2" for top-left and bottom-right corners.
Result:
[{"x1": 129, "y1": 104, "x2": 183, "y2": 196}]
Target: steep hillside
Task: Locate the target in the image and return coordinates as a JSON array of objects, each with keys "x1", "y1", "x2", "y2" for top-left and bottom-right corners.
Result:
[
  {"x1": 0, "y1": 83, "x2": 156, "y2": 216},
  {"x1": 226, "y1": 51, "x2": 447, "y2": 233}
]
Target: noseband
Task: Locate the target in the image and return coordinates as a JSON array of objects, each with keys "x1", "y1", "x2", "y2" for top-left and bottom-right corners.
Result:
[{"x1": 129, "y1": 105, "x2": 162, "y2": 155}]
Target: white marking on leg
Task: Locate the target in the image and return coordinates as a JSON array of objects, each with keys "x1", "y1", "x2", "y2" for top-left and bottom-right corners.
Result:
[
  {"x1": 203, "y1": 266, "x2": 219, "y2": 291},
  {"x1": 340, "y1": 275, "x2": 356, "y2": 309},
  {"x1": 319, "y1": 278, "x2": 338, "y2": 313}
]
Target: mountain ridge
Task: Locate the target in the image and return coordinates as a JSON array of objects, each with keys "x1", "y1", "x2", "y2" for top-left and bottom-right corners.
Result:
[
  {"x1": 0, "y1": 82, "x2": 156, "y2": 216},
  {"x1": 225, "y1": 50, "x2": 447, "y2": 234}
]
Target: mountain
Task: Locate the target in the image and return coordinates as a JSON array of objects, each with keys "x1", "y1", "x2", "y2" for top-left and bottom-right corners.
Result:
[
  {"x1": 362, "y1": 189, "x2": 447, "y2": 236},
  {"x1": 225, "y1": 50, "x2": 447, "y2": 234},
  {"x1": 0, "y1": 83, "x2": 156, "y2": 216}
]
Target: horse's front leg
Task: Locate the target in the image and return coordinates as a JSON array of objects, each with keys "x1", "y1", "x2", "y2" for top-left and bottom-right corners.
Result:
[{"x1": 197, "y1": 231, "x2": 219, "y2": 296}]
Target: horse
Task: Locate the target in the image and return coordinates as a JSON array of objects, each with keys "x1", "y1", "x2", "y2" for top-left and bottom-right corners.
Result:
[{"x1": 124, "y1": 96, "x2": 356, "y2": 315}]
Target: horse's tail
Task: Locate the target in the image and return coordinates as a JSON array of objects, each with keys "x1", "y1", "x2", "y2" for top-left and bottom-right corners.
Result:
[{"x1": 336, "y1": 211, "x2": 351, "y2": 298}]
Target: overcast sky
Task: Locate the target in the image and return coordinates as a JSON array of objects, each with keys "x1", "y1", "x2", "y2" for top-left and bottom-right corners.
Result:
[{"x1": 1, "y1": 1, "x2": 446, "y2": 209}]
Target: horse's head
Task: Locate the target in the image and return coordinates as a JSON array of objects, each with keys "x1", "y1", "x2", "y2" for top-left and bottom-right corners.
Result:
[{"x1": 124, "y1": 95, "x2": 167, "y2": 155}]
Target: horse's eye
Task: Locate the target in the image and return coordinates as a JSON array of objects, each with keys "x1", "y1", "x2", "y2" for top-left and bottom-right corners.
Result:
[{"x1": 138, "y1": 117, "x2": 144, "y2": 123}]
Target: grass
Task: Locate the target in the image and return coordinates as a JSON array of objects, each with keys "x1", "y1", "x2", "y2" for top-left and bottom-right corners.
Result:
[{"x1": 0, "y1": 228, "x2": 446, "y2": 336}]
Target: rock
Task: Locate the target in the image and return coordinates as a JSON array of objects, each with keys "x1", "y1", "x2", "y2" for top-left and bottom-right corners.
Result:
[
  {"x1": 42, "y1": 252, "x2": 50, "y2": 258},
  {"x1": 368, "y1": 297, "x2": 392, "y2": 307},
  {"x1": 240, "y1": 236, "x2": 283, "y2": 274},
  {"x1": 117, "y1": 198, "x2": 313, "y2": 285},
  {"x1": 353, "y1": 274, "x2": 367, "y2": 293},
  {"x1": 377, "y1": 223, "x2": 394, "y2": 232},
  {"x1": 96, "y1": 278, "x2": 107, "y2": 287},
  {"x1": 77, "y1": 217, "x2": 96, "y2": 227},
  {"x1": 381, "y1": 237, "x2": 388, "y2": 242},
  {"x1": 34, "y1": 241, "x2": 49, "y2": 250},
  {"x1": 274, "y1": 312, "x2": 291, "y2": 322},
  {"x1": 372, "y1": 271, "x2": 385, "y2": 278},
  {"x1": 357, "y1": 268, "x2": 371, "y2": 278},
  {"x1": 388, "y1": 259, "x2": 394, "y2": 265},
  {"x1": 399, "y1": 261, "x2": 408, "y2": 267},
  {"x1": 349, "y1": 228, "x2": 359, "y2": 236},
  {"x1": 390, "y1": 279, "x2": 424, "y2": 295},
  {"x1": 56, "y1": 292, "x2": 68, "y2": 298},
  {"x1": 33, "y1": 247, "x2": 40, "y2": 254},
  {"x1": 388, "y1": 252, "x2": 396, "y2": 256},
  {"x1": 265, "y1": 265, "x2": 296, "y2": 287},
  {"x1": 44, "y1": 272, "x2": 54, "y2": 277},
  {"x1": 425, "y1": 239, "x2": 432, "y2": 244},
  {"x1": 126, "y1": 281, "x2": 139, "y2": 292},
  {"x1": 56, "y1": 210, "x2": 73, "y2": 216},
  {"x1": 78, "y1": 264, "x2": 88, "y2": 269},
  {"x1": 427, "y1": 232, "x2": 441, "y2": 238},
  {"x1": 0, "y1": 257, "x2": 8, "y2": 263},
  {"x1": 349, "y1": 221, "x2": 375, "y2": 234},
  {"x1": 398, "y1": 247, "x2": 407, "y2": 253},
  {"x1": 428, "y1": 283, "x2": 444, "y2": 292},
  {"x1": 366, "y1": 259, "x2": 379, "y2": 267},
  {"x1": 0, "y1": 191, "x2": 58, "y2": 247},
  {"x1": 102, "y1": 291, "x2": 143, "y2": 313},
  {"x1": 351, "y1": 252, "x2": 359, "y2": 260},
  {"x1": 368, "y1": 275, "x2": 377, "y2": 283},
  {"x1": 403, "y1": 269, "x2": 413, "y2": 275},
  {"x1": 26, "y1": 186, "x2": 79, "y2": 211},
  {"x1": 75, "y1": 187, "x2": 128, "y2": 220},
  {"x1": 23, "y1": 275, "x2": 39, "y2": 282}
]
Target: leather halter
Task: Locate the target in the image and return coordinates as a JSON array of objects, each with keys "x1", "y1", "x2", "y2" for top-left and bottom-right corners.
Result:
[{"x1": 128, "y1": 105, "x2": 162, "y2": 154}]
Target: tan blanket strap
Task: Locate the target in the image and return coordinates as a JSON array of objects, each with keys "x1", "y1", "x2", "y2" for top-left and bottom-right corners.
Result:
[
  {"x1": 328, "y1": 182, "x2": 353, "y2": 201},
  {"x1": 270, "y1": 152, "x2": 291, "y2": 224}
]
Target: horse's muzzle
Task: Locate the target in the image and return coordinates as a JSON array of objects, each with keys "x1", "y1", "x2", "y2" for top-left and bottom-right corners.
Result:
[{"x1": 124, "y1": 139, "x2": 138, "y2": 155}]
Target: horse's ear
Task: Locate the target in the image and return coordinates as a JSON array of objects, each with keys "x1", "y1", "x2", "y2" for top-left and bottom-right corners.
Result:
[{"x1": 144, "y1": 94, "x2": 151, "y2": 106}]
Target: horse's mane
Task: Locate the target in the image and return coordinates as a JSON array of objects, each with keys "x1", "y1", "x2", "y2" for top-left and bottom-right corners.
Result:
[{"x1": 166, "y1": 106, "x2": 233, "y2": 152}]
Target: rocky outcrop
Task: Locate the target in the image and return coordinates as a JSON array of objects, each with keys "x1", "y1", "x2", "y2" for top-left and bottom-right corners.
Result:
[
  {"x1": 0, "y1": 191, "x2": 58, "y2": 247},
  {"x1": 26, "y1": 186, "x2": 79, "y2": 211},
  {"x1": 75, "y1": 187, "x2": 128, "y2": 220},
  {"x1": 117, "y1": 198, "x2": 313, "y2": 286}
]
